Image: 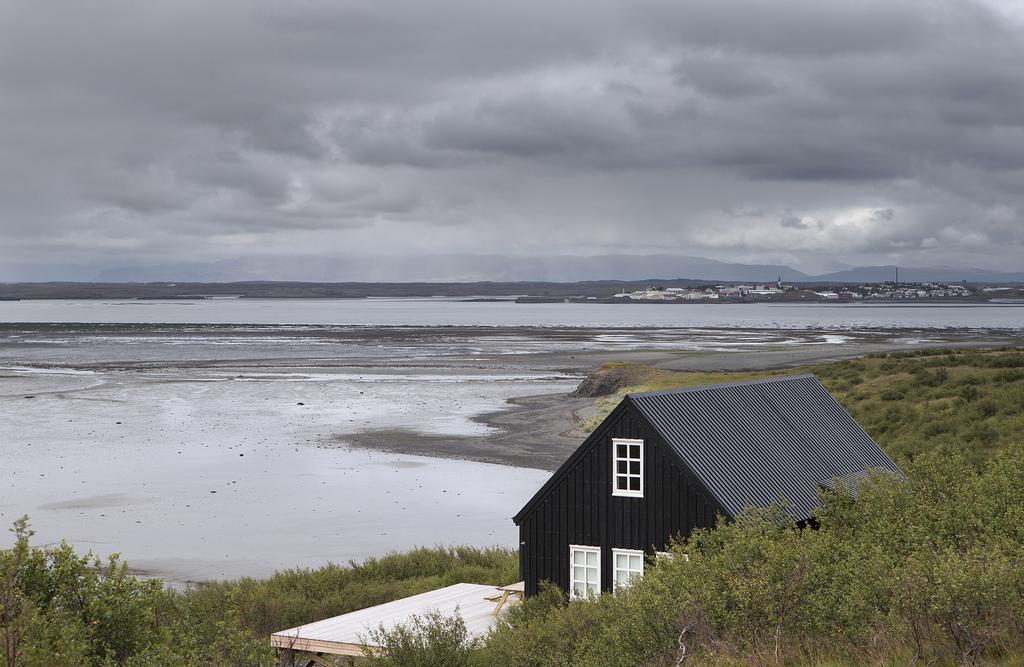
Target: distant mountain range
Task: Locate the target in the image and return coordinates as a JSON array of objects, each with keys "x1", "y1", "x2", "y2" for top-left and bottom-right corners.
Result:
[
  {"x1": 812, "y1": 265, "x2": 1024, "y2": 284},
  {"x1": 93, "y1": 255, "x2": 807, "y2": 283},
  {"x1": 90, "y1": 255, "x2": 1024, "y2": 285}
]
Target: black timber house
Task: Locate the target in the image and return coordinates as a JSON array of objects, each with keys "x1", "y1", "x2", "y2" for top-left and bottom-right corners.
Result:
[{"x1": 512, "y1": 374, "x2": 901, "y2": 598}]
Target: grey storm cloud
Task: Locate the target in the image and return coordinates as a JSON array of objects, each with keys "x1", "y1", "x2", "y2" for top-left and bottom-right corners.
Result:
[{"x1": 1, "y1": 0, "x2": 1023, "y2": 279}]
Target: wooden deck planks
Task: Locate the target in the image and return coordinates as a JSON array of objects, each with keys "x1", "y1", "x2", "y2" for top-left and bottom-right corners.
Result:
[{"x1": 270, "y1": 582, "x2": 512, "y2": 657}]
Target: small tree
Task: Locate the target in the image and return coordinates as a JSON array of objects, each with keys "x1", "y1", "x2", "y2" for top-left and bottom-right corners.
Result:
[{"x1": 1, "y1": 517, "x2": 33, "y2": 667}]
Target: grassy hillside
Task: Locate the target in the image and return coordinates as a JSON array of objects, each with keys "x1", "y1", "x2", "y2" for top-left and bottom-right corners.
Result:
[{"x1": 583, "y1": 347, "x2": 1024, "y2": 465}]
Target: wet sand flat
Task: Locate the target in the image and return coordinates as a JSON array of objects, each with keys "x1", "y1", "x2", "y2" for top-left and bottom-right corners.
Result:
[{"x1": 0, "y1": 363, "x2": 571, "y2": 585}]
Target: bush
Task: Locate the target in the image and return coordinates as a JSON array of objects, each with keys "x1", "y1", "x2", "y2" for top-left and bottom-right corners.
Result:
[
  {"x1": 1, "y1": 517, "x2": 172, "y2": 667},
  {"x1": 1, "y1": 531, "x2": 517, "y2": 667},
  {"x1": 913, "y1": 367, "x2": 949, "y2": 387},
  {"x1": 363, "y1": 610, "x2": 480, "y2": 667},
  {"x1": 960, "y1": 385, "x2": 980, "y2": 402},
  {"x1": 977, "y1": 398, "x2": 998, "y2": 418},
  {"x1": 994, "y1": 369, "x2": 1024, "y2": 383},
  {"x1": 881, "y1": 388, "x2": 905, "y2": 401}
]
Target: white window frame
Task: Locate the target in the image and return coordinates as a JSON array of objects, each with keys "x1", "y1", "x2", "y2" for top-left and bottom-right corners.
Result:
[
  {"x1": 612, "y1": 548, "x2": 644, "y2": 588},
  {"x1": 611, "y1": 438, "x2": 644, "y2": 498},
  {"x1": 568, "y1": 545, "x2": 601, "y2": 599}
]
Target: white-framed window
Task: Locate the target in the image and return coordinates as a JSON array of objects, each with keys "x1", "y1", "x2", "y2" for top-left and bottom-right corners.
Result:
[
  {"x1": 612, "y1": 438, "x2": 643, "y2": 497},
  {"x1": 612, "y1": 548, "x2": 644, "y2": 587},
  {"x1": 569, "y1": 545, "x2": 601, "y2": 599}
]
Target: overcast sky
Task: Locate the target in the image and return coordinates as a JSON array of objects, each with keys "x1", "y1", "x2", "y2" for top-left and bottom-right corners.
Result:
[{"x1": 1, "y1": 0, "x2": 1023, "y2": 280}]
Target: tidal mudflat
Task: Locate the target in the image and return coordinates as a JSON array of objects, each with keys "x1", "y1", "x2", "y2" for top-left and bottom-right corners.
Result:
[{"x1": 0, "y1": 362, "x2": 571, "y2": 585}]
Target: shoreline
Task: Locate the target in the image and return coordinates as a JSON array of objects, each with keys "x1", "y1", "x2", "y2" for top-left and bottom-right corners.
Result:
[
  {"x1": 2, "y1": 322, "x2": 1018, "y2": 371},
  {"x1": 333, "y1": 337, "x2": 1020, "y2": 471}
]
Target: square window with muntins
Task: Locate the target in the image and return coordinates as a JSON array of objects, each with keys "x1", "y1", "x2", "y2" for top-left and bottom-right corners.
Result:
[
  {"x1": 612, "y1": 438, "x2": 643, "y2": 497},
  {"x1": 612, "y1": 548, "x2": 644, "y2": 588}
]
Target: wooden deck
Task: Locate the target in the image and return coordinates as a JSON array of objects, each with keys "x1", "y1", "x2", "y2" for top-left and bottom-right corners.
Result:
[{"x1": 271, "y1": 582, "x2": 518, "y2": 658}]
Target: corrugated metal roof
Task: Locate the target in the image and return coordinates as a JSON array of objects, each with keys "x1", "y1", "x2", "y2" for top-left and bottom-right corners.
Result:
[{"x1": 627, "y1": 374, "x2": 901, "y2": 520}]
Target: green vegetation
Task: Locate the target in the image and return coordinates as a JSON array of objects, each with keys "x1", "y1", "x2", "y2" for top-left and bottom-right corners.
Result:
[
  {"x1": 0, "y1": 535, "x2": 516, "y2": 667},
  {"x1": 584, "y1": 348, "x2": 1024, "y2": 465},
  {"x1": 818, "y1": 348, "x2": 1024, "y2": 464},
  {"x1": 363, "y1": 610, "x2": 479, "y2": 667}
]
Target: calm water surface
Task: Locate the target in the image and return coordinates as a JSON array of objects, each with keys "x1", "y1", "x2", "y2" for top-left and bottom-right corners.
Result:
[{"x1": 2, "y1": 298, "x2": 1024, "y2": 329}]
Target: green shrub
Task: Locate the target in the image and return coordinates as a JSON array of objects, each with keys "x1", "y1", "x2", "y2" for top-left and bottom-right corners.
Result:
[
  {"x1": 1, "y1": 531, "x2": 517, "y2": 667},
  {"x1": 881, "y1": 388, "x2": 905, "y2": 401},
  {"x1": 1, "y1": 517, "x2": 171, "y2": 666},
  {"x1": 994, "y1": 369, "x2": 1024, "y2": 383},
  {"x1": 960, "y1": 385, "x2": 980, "y2": 402},
  {"x1": 363, "y1": 610, "x2": 480, "y2": 667},
  {"x1": 976, "y1": 398, "x2": 998, "y2": 418},
  {"x1": 913, "y1": 367, "x2": 948, "y2": 387}
]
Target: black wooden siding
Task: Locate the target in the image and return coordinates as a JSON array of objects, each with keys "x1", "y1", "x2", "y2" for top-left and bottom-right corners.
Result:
[{"x1": 517, "y1": 402, "x2": 722, "y2": 596}]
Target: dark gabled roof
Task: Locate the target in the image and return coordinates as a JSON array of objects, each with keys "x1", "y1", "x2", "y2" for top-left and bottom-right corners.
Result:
[
  {"x1": 513, "y1": 374, "x2": 902, "y2": 526},
  {"x1": 627, "y1": 374, "x2": 901, "y2": 520}
]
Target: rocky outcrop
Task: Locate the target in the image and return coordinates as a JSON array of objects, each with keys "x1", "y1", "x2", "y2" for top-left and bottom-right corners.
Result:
[{"x1": 570, "y1": 363, "x2": 652, "y2": 397}]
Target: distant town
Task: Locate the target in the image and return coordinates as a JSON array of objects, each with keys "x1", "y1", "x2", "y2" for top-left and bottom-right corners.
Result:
[
  {"x1": 605, "y1": 280, "x2": 1017, "y2": 303},
  {"x1": 0, "y1": 279, "x2": 1022, "y2": 302}
]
